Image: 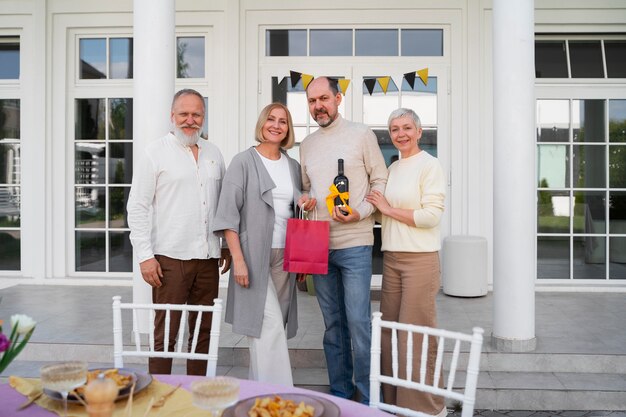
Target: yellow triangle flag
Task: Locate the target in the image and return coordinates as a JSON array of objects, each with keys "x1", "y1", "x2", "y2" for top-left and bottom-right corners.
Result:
[
  {"x1": 301, "y1": 73, "x2": 314, "y2": 89},
  {"x1": 377, "y1": 76, "x2": 391, "y2": 94},
  {"x1": 338, "y1": 79, "x2": 351, "y2": 95},
  {"x1": 417, "y1": 68, "x2": 429, "y2": 86}
]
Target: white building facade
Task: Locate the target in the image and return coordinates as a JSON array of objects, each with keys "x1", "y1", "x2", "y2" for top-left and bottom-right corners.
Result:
[{"x1": 1, "y1": 0, "x2": 625, "y2": 298}]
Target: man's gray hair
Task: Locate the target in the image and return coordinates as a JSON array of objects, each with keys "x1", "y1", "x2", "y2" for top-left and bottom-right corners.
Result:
[
  {"x1": 171, "y1": 89, "x2": 205, "y2": 112},
  {"x1": 387, "y1": 108, "x2": 421, "y2": 130}
]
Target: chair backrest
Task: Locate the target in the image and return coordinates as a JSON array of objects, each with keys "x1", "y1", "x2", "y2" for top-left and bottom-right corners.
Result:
[
  {"x1": 112, "y1": 295, "x2": 223, "y2": 377},
  {"x1": 370, "y1": 312, "x2": 484, "y2": 417}
]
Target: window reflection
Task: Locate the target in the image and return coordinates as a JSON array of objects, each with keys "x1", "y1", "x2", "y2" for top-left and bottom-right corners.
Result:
[
  {"x1": 609, "y1": 237, "x2": 626, "y2": 279},
  {"x1": 0, "y1": 143, "x2": 20, "y2": 184},
  {"x1": 310, "y1": 30, "x2": 352, "y2": 56},
  {"x1": 609, "y1": 100, "x2": 626, "y2": 143},
  {"x1": 401, "y1": 29, "x2": 443, "y2": 56},
  {"x1": 109, "y1": 38, "x2": 133, "y2": 79},
  {"x1": 76, "y1": 99, "x2": 105, "y2": 140},
  {"x1": 356, "y1": 29, "x2": 398, "y2": 56},
  {"x1": 609, "y1": 192, "x2": 626, "y2": 233},
  {"x1": 0, "y1": 99, "x2": 20, "y2": 140},
  {"x1": 537, "y1": 191, "x2": 570, "y2": 233},
  {"x1": 75, "y1": 143, "x2": 106, "y2": 184},
  {"x1": 0, "y1": 230, "x2": 20, "y2": 270},
  {"x1": 573, "y1": 145, "x2": 605, "y2": 188},
  {"x1": 0, "y1": 186, "x2": 20, "y2": 227},
  {"x1": 537, "y1": 145, "x2": 569, "y2": 188},
  {"x1": 573, "y1": 236, "x2": 606, "y2": 279},
  {"x1": 75, "y1": 187, "x2": 105, "y2": 228},
  {"x1": 266, "y1": 30, "x2": 306, "y2": 56},
  {"x1": 108, "y1": 98, "x2": 133, "y2": 140},
  {"x1": 573, "y1": 191, "x2": 606, "y2": 234},
  {"x1": 573, "y1": 100, "x2": 605, "y2": 142},
  {"x1": 609, "y1": 146, "x2": 626, "y2": 188},
  {"x1": 537, "y1": 100, "x2": 569, "y2": 142},
  {"x1": 605, "y1": 41, "x2": 626, "y2": 78},
  {"x1": 537, "y1": 236, "x2": 569, "y2": 279},
  {"x1": 569, "y1": 41, "x2": 604, "y2": 78},
  {"x1": 75, "y1": 231, "x2": 106, "y2": 272},
  {"x1": 110, "y1": 231, "x2": 133, "y2": 272},
  {"x1": 108, "y1": 143, "x2": 133, "y2": 184},
  {"x1": 177, "y1": 37, "x2": 205, "y2": 78},
  {"x1": 0, "y1": 41, "x2": 20, "y2": 79},
  {"x1": 109, "y1": 187, "x2": 129, "y2": 229},
  {"x1": 79, "y1": 38, "x2": 106, "y2": 79},
  {"x1": 535, "y1": 41, "x2": 568, "y2": 78}
]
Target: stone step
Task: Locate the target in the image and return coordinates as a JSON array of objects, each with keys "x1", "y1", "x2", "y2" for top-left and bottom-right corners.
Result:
[
  {"x1": 15, "y1": 342, "x2": 626, "y2": 374},
  {"x1": 3, "y1": 360, "x2": 625, "y2": 411}
]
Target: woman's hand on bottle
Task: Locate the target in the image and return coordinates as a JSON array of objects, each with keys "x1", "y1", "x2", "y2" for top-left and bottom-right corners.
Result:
[{"x1": 233, "y1": 258, "x2": 249, "y2": 288}]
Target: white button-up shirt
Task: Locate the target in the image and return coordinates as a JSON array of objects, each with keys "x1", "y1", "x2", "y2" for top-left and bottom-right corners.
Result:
[{"x1": 127, "y1": 133, "x2": 225, "y2": 263}]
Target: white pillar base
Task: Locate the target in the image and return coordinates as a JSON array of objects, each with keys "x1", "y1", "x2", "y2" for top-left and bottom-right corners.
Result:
[{"x1": 492, "y1": 334, "x2": 537, "y2": 352}]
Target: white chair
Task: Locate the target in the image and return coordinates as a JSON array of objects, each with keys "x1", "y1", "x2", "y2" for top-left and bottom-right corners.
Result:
[
  {"x1": 112, "y1": 295, "x2": 223, "y2": 377},
  {"x1": 370, "y1": 312, "x2": 484, "y2": 417}
]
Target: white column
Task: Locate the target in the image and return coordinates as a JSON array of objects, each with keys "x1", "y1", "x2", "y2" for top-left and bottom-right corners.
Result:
[
  {"x1": 132, "y1": 0, "x2": 175, "y2": 329},
  {"x1": 492, "y1": 0, "x2": 536, "y2": 351}
]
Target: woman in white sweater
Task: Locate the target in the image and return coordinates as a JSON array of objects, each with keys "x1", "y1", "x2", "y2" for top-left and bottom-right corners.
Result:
[{"x1": 366, "y1": 108, "x2": 447, "y2": 417}]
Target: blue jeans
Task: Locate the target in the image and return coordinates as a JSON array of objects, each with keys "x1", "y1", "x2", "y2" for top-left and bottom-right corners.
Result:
[{"x1": 313, "y1": 245, "x2": 372, "y2": 404}]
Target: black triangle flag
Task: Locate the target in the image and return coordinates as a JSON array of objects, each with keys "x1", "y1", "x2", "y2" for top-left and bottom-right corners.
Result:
[
  {"x1": 290, "y1": 71, "x2": 302, "y2": 88},
  {"x1": 404, "y1": 71, "x2": 416, "y2": 90},
  {"x1": 364, "y1": 78, "x2": 377, "y2": 95}
]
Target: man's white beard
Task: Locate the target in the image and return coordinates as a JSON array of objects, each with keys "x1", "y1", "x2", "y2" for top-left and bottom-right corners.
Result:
[{"x1": 173, "y1": 126, "x2": 201, "y2": 147}]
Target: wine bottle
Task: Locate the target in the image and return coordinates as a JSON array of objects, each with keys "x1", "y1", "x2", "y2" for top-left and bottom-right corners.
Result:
[{"x1": 333, "y1": 159, "x2": 349, "y2": 215}]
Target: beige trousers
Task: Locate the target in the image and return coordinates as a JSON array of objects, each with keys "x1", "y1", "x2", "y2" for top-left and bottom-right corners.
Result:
[{"x1": 380, "y1": 251, "x2": 445, "y2": 416}]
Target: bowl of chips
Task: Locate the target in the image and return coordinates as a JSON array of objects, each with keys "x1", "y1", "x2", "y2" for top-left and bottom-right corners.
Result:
[{"x1": 236, "y1": 394, "x2": 323, "y2": 417}]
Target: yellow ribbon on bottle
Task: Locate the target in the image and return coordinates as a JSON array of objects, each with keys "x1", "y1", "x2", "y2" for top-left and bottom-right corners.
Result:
[{"x1": 326, "y1": 184, "x2": 353, "y2": 216}]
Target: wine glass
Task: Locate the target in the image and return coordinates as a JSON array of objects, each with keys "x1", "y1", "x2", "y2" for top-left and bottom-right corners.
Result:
[
  {"x1": 191, "y1": 377, "x2": 240, "y2": 417},
  {"x1": 40, "y1": 361, "x2": 88, "y2": 417}
]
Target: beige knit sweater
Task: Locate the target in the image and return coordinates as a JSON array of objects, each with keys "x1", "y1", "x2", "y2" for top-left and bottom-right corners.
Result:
[{"x1": 300, "y1": 115, "x2": 388, "y2": 249}]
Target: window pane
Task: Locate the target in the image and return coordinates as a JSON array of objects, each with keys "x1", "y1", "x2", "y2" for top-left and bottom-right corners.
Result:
[
  {"x1": 535, "y1": 41, "x2": 568, "y2": 78},
  {"x1": 401, "y1": 29, "x2": 443, "y2": 56},
  {"x1": 0, "y1": 99, "x2": 20, "y2": 140},
  {"x1": 79, "y1": 38, "x2": 106, "y2": 79},
  {"x1": 569, "y1": 41, "x2": 604, "y2": 78},
  {"x1": 356, "y1": 29, "x2": 398, "y2": 56},
  {"x1": 537, "y1": 191, "x2": 570, "y2": 233},
  {"x1": 401, "y1": 77, "x2": 438, "y2": 125},
  {"x1": 109, "y1": 186, "x2": 129, "y2": 228},
  {"x1": 421, "y1": 129, "x2": 438, "y2": 158},
  {"x1": 574, "y1": 191, "x2": 606, "y2": 234},
  {"x1": 605, "y1": 41, "x2": 626, "y2": 78},
  {"x1": 537, "y1": 145, "x2": 569, "y2": 188},
  {"x1": 177, "y1": 37, "x2": 205, "y2": 78},
  {"x1": 75, "y1": 99, "x2": 105, "y2": 140},
  {"x1": 109, "y1": 143, "x2": 133, "y2": 184},
  {"x1": 272, "y1": 76, "x2": 308, "y2": 124},
  {"x1": 310, "y1": 30, "x2": 352, "y2": 56},
  {"x1": 75, "y1": 231, "x2": 106, "y2": 271},
  {"x1": 0, "y1": 186, "x2": 20, "y2": 227},
  {"x1": 537, "y1": 236, "x2": 569, "y2": 279},
  {"x1": 0, "y1": 231, "x2": 20, "y2": 270},
  {"x1": 75, "y1": 143, "x2": 106, "y2": 184},
  {"x1": 75, "y1": 187, "x2": 105, "y2": 228},
  {"x1": 266, "y1": 30, "x2": 306, "y2": 56},
  {"x1": 373, "y1": 129, "x2": 397, "y2": 167},
  {"x1": 609, "y1": 192, "x2": 626, "y2": 233},
  {"x1": 0, "y1": 143, "x2": 20, "y2": 185},
  {"x1": 110, "y1": 231, "x2": 132, "y2": 272},
  {"x1": 0, "y1": 41, "x2": 19, "y2": 79},
  {"x1": 363, "y1": 77, "x2": 399, "y2": 125},
  {"x1": 573, "y1": 145, "x2": 605, "y2": 188},
  {"x1": 573, "y1": 100, "x2": 605, "y2": 142},
  {"x1": 537, "y1": 100, "x2": 569, "y2": 142},
  {"x1": 609, "y1": 237, "x2": 626, "y2": 279},
  {"x1": 108, "y1": 98, "x2": 133, "y2": 140},
  {"x1": 609, "y1": 148, "x2": 626, "y2": 188},
  {"x1": 609, "y1": 100, "x2": 626, "y2": 143},
  {"x1": 573, "y1": 236, "x2": 605, "y2": 279},
  {"x1": 109, "y1": 38, "x2": 133, "y2": 79}
]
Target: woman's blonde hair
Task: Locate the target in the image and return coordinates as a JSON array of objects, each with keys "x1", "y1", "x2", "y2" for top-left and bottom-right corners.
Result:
[{"x1": 255, "y1": 103, "x2": 296, "y2": 149}]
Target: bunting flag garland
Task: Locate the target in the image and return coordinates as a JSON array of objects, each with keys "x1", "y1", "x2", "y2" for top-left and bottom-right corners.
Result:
[
  {"x1": 338, "y1": 79, "x2": 351, "y2": 95},
  {"x1": 417, "y1": 68, "x2": 429, "y2": 86},
  {"x1": 403, "y1": 71, "x2": 417, "y2": 90},
  {"x1": 290, "y1": 70, "x2": 302, "y2": 88},
  {"x1": 301, "y1": 73, "x2": 314, "y2": 89},
  {"x1": 377, "y1": 76, "x2": 391, "y2": 94},
  {"x1": 363, "y1": 78, "x2": 377, "y2": 95}
]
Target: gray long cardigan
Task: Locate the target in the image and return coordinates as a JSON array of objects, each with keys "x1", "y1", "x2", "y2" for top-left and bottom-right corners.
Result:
[{"x1": 212, "y1": 147, "x2": 301, "y2": 338}]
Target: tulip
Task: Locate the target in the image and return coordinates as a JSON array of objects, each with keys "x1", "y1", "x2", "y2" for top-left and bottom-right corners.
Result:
[
  {"x1": 10, "y1": 314, "x2": 36, "y2": 335},
  {"x1": 0, "y1": 333, "x2": 9, "y2": 352}
]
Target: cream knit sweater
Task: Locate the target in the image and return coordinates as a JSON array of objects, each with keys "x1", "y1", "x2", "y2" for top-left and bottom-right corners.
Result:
[{"x1": 300, "y1": 115, "x2": 388, "y2": 249}]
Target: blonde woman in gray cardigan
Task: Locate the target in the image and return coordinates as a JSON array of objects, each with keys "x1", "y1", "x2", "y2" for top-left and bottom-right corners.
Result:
[{"x1": 212, "y1": 103, "x2": 315, "y2": 385}]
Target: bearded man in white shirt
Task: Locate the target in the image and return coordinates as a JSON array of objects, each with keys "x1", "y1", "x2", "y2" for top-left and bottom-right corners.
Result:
[{"x1": 127, "y1": 89, "x2": 231, "y2": 376}]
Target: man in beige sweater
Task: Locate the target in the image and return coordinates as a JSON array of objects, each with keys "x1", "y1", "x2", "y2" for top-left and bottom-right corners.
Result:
[{"x1": 298, "y1": 77, "x2": 387, "y2": 404}]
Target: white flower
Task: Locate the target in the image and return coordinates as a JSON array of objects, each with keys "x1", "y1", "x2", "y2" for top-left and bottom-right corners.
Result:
[{"x1": 10, "y1": 314, "x2": 36, "y2": 335}]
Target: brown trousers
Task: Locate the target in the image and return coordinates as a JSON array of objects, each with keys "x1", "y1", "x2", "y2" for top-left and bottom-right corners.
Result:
[
  {"x1": 151, "y1": 255, "x2": 220, "y2": 376},
  {"x1": 380, "y1": 251, "x2": 445, "y2": 416}
]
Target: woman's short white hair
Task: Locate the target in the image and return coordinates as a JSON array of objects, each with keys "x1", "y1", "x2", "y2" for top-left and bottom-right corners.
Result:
[{"x1": 387, "y1": 108, "x2": 421, "y2": 130}]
